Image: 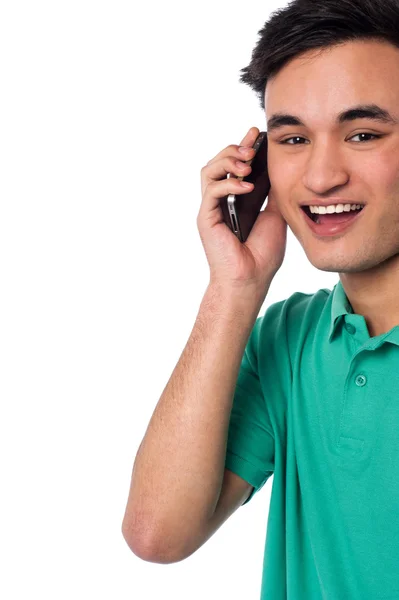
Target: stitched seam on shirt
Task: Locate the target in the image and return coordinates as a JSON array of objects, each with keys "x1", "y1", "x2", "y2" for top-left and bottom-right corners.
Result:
[{"x1": 225, "y1": 449, "x2": 272, "y2": 479}]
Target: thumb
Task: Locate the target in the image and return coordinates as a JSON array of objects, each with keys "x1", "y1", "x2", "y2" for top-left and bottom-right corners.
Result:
[{"x1": 246, "y1": 189, "x2": 287, "y2": 247}]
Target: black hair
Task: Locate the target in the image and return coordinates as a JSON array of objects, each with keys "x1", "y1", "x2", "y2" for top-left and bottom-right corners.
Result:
[{"x1": 239, "y1": 0, "x2": 399, "y2": 111}]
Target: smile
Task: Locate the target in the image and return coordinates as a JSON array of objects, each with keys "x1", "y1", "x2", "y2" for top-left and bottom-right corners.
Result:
[{"x1": 300, "y1": 205, "x2": 365, "y2": 237}]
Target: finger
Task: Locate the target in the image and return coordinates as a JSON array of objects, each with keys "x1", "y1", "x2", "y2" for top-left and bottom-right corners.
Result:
[
  {"x1": 199, "y1": 170, "x2": 254, "y2": 216},
  {"x1": 206, "y1": 127, "x2": 260, "y2": 166},
  {"x1": 203, "y1": 155, "x2": 252, "y2": 187},
  {"x1": 239, "y1": 126, "x2": 260, "y2": 148}
]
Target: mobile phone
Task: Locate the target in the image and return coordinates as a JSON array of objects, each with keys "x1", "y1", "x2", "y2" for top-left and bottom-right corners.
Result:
[{"x1": 219, "y1": 131, "x2": 270, "y2": 243}]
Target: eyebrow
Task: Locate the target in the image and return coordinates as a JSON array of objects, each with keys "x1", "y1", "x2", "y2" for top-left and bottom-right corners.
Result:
[{"x1": 267, "y1": 103, "x2": 399, "y2": 133}]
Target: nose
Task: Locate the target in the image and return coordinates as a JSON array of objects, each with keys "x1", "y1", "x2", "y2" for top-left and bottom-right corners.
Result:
[{"x1": 302, "y1": 142, "x2": 350, "y2": 195}]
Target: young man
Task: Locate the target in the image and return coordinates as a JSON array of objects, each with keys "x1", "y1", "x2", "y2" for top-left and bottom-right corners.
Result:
[{"x1": 122, "y1": 1, "x2": 399, "y2": 597}]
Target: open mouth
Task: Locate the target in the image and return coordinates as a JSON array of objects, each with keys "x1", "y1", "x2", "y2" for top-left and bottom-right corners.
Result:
[{"x1": 301, "y1": 205, "x2": 364, "y2": 223}]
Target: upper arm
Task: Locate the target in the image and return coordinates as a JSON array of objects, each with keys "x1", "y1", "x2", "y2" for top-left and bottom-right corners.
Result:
[{"x1": 213, "y1": 468, "x2": 254, "y2": 520}]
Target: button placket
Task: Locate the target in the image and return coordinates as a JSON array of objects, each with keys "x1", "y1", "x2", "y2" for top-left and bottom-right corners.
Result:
[{"x1": 337, "y1": 367, "x2": 368, "y2": 458}]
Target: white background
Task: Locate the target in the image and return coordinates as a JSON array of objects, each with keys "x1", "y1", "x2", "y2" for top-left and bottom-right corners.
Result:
[{"x1": 0, "y1": 1, "x2": 339, "y2": 598}]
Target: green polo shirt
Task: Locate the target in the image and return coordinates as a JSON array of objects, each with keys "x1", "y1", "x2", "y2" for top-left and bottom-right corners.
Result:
[{"x1": 225, "y1": 279, "x2": 399, "y2": 599}]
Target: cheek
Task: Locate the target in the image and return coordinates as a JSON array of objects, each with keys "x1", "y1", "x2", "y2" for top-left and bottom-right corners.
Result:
[
  {"x1": 268, "y1": 151, "x2": 301, "y2": 185},
  {"x1": 384, "y1": 164, "x2": 399, "y2": 192},
  {"x1": 267, "y1": 154, "x2": 297, "y2": 211},
  {"x1": 359, "y1": 166, "x2": 399, "y2": 203},
  {"x1": 357, "y1": 150, "x2": 399, "y2": 192}
]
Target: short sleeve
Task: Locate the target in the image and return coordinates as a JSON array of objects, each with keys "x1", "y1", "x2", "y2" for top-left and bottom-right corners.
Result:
[{"x1": 224, "y1": 316, "x2": 275, "y2": 505}]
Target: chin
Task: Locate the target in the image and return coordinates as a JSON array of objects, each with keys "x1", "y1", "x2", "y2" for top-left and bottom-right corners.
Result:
[
  {"x1": 313, "y1": 264, "x2": 364, "y2": 274},
  {"x1": 304, "y1": 250, "x2": 364, "y2": 273},
  {"x1": 306, "y1": 253, "x2": 389, "y2": 274}
]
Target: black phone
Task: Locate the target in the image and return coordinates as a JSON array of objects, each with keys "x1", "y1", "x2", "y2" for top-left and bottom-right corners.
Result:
[{"x1": 220, "y1": 131, "x2": 270, "y2": 243}]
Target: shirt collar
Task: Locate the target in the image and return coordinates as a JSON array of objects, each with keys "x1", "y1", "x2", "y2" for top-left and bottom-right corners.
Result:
[
  {"x1": 328, "y1": 280, "x2": 353, "y2": 342},
  {"x1": 328, "y1": 279, "x2": 399, "y2": 345}
]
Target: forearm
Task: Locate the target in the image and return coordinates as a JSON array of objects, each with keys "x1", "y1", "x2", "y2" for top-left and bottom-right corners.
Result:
[{"x1": 122, "y1": 281, "x2": 268, "y2": 557}]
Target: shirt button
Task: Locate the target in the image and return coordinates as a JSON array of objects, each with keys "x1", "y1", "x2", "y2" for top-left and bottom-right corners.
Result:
[
  {"x1": 345, "y1": 323, "x2": 356, "y2": 334},
  {"x1": 355, "y1": 374, "x2": 367, "y2": 387}
]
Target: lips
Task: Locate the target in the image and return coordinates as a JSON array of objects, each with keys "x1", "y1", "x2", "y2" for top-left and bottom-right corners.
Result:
[
  {"x1": 300, "y1": 204, "x2": 365, "y2": 237},
  {"x1": 301, "y1": 205, "x2": 363, "y2": 223}
]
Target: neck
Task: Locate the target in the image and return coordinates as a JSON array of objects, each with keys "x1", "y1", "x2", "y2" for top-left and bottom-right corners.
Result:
[{"x1": 339, "y1": 255, "x2": 399, "y2": 338}]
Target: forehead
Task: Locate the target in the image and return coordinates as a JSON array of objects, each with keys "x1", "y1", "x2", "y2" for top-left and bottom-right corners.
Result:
[{"x1": 264, "y1": 40, "x2": 399, "y2": 125}]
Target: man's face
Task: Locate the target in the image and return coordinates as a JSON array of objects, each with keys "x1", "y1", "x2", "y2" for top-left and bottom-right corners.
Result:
[{"x1": 265, "y1": 39, "x2": 399, "y2": 274}]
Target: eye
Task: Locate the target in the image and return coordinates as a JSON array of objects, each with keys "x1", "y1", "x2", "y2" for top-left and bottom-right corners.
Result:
[
  {"x1": 278, "y1": 136, "x2": 308, "y2": 145},
  {"x1": 278, "y1": 133, "x2": 382, "y2": 145},
  {"x1": 348, "y1": 133, "x2": 381, "y2": 142}
]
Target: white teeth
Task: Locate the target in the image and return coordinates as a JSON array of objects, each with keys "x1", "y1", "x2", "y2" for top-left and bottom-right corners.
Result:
[{"x1": 310, "y1": 204, "x2": 363, "y2": 214}]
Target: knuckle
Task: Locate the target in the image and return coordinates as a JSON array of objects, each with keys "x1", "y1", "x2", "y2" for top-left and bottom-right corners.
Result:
[
  {"x1": 207, "y1": 179, "x2": 218, "y2": 192},
  {"x1": 229, "y1": 156, "x2": 239, "y2": 170},
  {"x1": 202, "y1": 179, "x2": 211, "y2": 195}
]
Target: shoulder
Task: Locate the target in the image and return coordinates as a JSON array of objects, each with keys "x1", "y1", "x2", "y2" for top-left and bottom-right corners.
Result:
[
  {"x1": 250, "y1": 286, "x2": 333, "y2": 372},
  {"x1": 255, "y1": 286, "x2": 332, "y2": 340}
]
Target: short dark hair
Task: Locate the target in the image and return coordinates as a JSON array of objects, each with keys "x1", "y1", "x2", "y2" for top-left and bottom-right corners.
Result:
[{"x1": 240, "y1": 0, "x2": 399, "y2": 112}]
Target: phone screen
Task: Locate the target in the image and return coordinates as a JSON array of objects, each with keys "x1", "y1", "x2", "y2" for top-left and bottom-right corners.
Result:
[{"x1": 219, "y1": 132, "x2": 270, "y2": 242}]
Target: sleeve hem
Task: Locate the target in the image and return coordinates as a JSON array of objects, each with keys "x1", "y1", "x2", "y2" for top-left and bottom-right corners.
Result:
[{"x1": 224, "y1": 450, "x2": 272, "y2": 505}]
